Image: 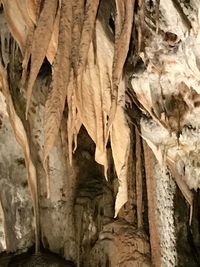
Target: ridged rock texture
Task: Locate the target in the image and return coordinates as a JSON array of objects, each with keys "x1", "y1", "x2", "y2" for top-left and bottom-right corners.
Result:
[{"x1": 1, "y1": 0, "x2": 200, "y2": 266}]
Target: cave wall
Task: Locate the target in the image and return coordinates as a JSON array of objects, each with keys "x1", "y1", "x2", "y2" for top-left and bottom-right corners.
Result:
[
  {"x1": 0, "y1": 93, "x2": 34, "y2": 252},
  {"x1": 0, "y1": 33, "x2": 151, "y2": 263},
  {"x1": 1, "y1": 1, "x2": 200, "y2": 266},
  {"x1": 0, "y1": 89, "x2": 151, "y2": 266}
]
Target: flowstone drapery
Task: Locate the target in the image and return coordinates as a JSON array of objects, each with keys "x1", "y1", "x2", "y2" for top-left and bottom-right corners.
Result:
[{"x1": 1, "y1": 1, "x2": 200, "y2": 266}]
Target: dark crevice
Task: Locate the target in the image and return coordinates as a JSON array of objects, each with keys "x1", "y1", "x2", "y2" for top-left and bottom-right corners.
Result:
[{"x1": 0, "y1": 3, "x2": 3, "y2": 13}]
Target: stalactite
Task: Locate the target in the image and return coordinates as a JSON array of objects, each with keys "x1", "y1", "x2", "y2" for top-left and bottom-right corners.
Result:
[
  {"x1": 143, "y1": 141, "x2": 161, "y2": 267},
  {"x1": 43, "y1": 0, "x2": 72, "y2": 197},
  {"x1": 106, "y1": 0, "x2": 134, "y2": 140},
  {"x1": 21, "y1": 0, "x2": 41, "y2": 87},
  {"x1": 25, "y1": 0, "x2": 59, "y2": 118},
  {"x1": 136, "y1": 129, "x2": 143, "y2": 228},
  {"x1": 138, "y1": 0, "x2": 145, "y2": 52},
  {"x1": 121, "y1": 124, "x2": 136, "y2": 223},
  {"x1": 2, "y1": 1, "x2": 200, "y2": 265}
]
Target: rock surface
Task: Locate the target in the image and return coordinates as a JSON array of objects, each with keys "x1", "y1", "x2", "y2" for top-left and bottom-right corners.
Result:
[
  {"x1": 1, "y1": 1, "x2": 200, "y2": 266},
  {"x1": 88, "y1": 220, "x2": 151, "y2": 267},
  {"x1": 0, "y1": 93, "x2": 34, "y2": 252}
]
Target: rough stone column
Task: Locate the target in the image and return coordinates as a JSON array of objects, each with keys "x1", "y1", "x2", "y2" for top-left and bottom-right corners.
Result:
[{"x1": 154, "y1": 163, "x2": 177, "y2": 267}]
